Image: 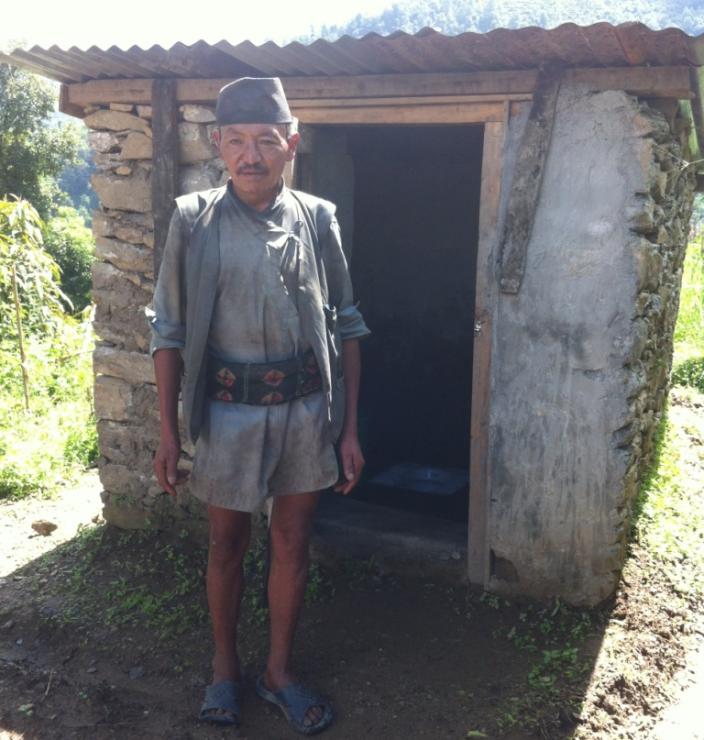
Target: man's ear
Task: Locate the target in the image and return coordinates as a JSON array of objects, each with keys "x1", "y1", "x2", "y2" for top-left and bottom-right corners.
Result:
[
  {"x1": 211, "y1": 127, "x2": 221, "y2": 147},
  {"x1": 287, "y1": 131, "x2": 301, "y2": 160}
]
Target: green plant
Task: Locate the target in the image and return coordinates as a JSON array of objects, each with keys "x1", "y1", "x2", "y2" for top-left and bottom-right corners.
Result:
[
  {"x1": 672, "y1": 355, "x2": 704, "y2": 393},
  {"x1": 0, "y1": 63, "x2": 82, "y2": 220},
  {"x1": 674, "y1": 234, "x2": 704, "y2": 359},
  {"x1": 0, "y1": 311, "x2": 97, "y2": 499},
  {"x1": 42, "y1": 205, "x2": 95, "y2": 313}
]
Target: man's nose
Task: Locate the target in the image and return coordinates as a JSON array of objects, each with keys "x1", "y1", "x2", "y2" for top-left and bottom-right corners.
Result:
[{"x1": 241, "y1": 140, "x2": 262, "y2": 164}]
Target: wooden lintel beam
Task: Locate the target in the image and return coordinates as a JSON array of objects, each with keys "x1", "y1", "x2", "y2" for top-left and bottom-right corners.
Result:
[
  {"x1": 59, "y1": 84, "x2": 85, "y2": 118},
  {"x1": 68, "y1": 78, "x2": 154, "y2": 107},
  {"x1": 294, "y1": 101, "x2": 507, "y2": 125},
  {"x1": 67, "y1": 70, "x2": 540, "y2": 107},
  {"x1": 65, "y1": 65, "x2": 697, "y2": 112},
  {"x1": 565, "y1": 66, "x2": 694, "y2": 99}
]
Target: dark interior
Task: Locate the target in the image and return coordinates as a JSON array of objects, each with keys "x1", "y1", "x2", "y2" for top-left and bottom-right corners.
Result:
[
  {"x1": 337, "y1": 125, "x2": 483, "y2": 524},
  {"x1": 300, "y1": 124, "x2": 484, "y2": 522}
]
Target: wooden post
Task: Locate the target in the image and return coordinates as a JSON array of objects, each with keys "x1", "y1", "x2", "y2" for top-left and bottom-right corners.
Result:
[
  {"x1": 468, "y1": 118, "x2": 507, "y2": 586},
  {"x1": 151, "y1": 79, "x2": 179, "y2": 277},
  {"x1": 499, "y1": 68, "x2": 562, "y2": 294}
]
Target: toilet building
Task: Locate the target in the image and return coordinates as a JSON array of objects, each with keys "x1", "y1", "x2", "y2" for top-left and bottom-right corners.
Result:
[{"x1": 3, "y1": 22, "x2": 703, "y2": 605}]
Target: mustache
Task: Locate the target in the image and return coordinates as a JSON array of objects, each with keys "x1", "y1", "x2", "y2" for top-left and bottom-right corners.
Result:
[{"x1": 237, "y1": 164, "x2": 269, "y2": 175}]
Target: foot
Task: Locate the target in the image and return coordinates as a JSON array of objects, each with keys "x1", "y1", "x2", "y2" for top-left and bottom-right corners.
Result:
[
  {"x1": 204, "y1": 652, "x2": 242, "y2": 722},
  {"x1": 262, "y1": 671, "x2": 328, "y2": 731},
  {"x1": 199, "y1": 679, "x2": 241, "y2": 727}
]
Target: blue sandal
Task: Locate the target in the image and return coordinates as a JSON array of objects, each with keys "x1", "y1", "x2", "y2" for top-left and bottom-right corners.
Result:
[
  {"x1": 256, "y1": 675, "x2": 333, "y2": 735},
  {"x1": 199, "y1": 679, "x2": 241, "y2": 726}
]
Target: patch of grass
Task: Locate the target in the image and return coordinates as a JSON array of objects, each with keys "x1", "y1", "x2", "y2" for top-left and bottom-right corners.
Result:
[
  {"x1": 51, "y1": 525, "x2": 209, "y2": 643},
  {"x1": 490, "y1": 597, "x2": 597, "y2": 735},
  {"x1": 0, "y1": 314, "x2": 97, "y2": 500},
  {"x1": 672, "y1": 355, "x2": 704, "y2": 393},
  {"x1": 630, "y1": 403, "x2": 704, "y2": 601},
  {"x1": 674, "y1": 234, "x2": 704, "y2": 361}
]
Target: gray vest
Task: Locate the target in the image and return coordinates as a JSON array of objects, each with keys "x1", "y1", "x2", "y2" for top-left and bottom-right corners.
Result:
[{"x1": 176, "y1": 185, "x2": 345, "y2": 444}]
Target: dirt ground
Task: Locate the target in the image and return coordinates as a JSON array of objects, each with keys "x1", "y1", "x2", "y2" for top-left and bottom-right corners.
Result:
[{"x1": 1, "y1": 391, "x2": 703, "y2": 739}]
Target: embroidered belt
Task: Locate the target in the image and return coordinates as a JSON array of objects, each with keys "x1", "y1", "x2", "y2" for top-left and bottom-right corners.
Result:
[{"x1": 208, "y1": 348, "x2": 323, "y2": 405}]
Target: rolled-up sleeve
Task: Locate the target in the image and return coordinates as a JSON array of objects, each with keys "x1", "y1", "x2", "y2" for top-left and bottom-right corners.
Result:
[
  {"x1": 147, "y1": 208, "x2": 188, "y2": 355},
  {"x1": 322, "y1": 216, "x2": 371, "y2": 342}
]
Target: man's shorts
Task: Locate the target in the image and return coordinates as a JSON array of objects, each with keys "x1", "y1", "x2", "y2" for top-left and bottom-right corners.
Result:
[{"x1": 189, "y1": 390, "x2": 339, "y2": 512}]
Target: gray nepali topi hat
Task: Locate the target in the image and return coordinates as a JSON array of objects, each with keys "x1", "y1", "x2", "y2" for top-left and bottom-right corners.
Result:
[{"x1": 216, "y1": 77, "x2": 293, "y2": 125}]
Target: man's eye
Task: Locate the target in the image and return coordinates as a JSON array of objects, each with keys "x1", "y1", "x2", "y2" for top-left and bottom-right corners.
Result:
[{"x1": 229, "y1": 139, "x2": 242, "y2": 145}]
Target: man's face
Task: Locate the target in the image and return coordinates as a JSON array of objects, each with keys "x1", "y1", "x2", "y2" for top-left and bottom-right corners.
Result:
[{"x1": 213, "y1": 123, "x2": 299, "y2": 209}]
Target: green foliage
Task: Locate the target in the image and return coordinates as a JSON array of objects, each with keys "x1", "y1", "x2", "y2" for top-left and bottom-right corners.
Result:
[
  {"x1": 0, "y1": 311, "x2": 97, "y2": 500},
  {"x1": 0, "y1": 64, "x2": 83, "y2": 220},
  {"x1": 672, "y1": 356, "x2": 704, "y2": 393},
  {"x1": 59, "y1": 127, "x2": 98, "y2": 223},
  {"x1": 674, "y1": 231, "x2": 704, "y2": 361},
  {"x1": 631, "y1": 408, "x2": 704, "y2": 599},
  {"x1": 490, "y1": 596, "x2": 595, "y2": 735},
  {"x1": 43, "y1": 205, "x2": 95, "y2": 313},
  {"x1": 0, "y1": 198, "x2": 71, "y2": 334}
]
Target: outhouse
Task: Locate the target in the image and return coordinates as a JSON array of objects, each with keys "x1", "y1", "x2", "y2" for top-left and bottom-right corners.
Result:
[{"x1": 3, "y1": 22, "x2": 703, "y2": 605}]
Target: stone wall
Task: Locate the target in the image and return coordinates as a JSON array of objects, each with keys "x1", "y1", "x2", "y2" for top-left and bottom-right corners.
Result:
[
  {"x1": 487, "y1": 88, "x2": 696, "y2": 605},
  {"x1": 87, "y1": 102, "x2": 227, "y2": 532}
]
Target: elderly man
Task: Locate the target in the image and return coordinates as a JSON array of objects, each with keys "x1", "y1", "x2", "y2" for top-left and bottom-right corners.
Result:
[{"x1": 149, "y1": 77, "x2": 369, "y2": 734}]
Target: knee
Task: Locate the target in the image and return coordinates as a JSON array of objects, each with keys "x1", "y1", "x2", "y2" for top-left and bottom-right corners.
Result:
[
  {"x1": 208, "y1": 518, "x2": 251, "y2": 568},
  {"x1": 270, "y1": 521, "x2": 311, "y2": 566}
]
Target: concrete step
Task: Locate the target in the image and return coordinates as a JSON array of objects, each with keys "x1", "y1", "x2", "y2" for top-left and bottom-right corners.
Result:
[{"x1": 312, "y1": 494, "x2": 468, "y2": 582}]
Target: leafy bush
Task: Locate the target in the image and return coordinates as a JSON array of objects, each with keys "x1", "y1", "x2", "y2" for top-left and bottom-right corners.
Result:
[
  {"x1": 672, "y1": 356, "x2": 704, "y2": 394},
  {"x1": 43, "y1": 205, "x2": 95, "y2": 313},
  {"x1": 0, "y1": 312, "x2": 97, "y2": 500}
]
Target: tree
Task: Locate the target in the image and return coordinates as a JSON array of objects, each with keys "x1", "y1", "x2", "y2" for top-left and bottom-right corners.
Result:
[
  {"x1": 0, "y1": 64, "x2": 83, "y2": 220},
  {"x1": 43, "y1": 206, "x2": 95, "y2": 313},
  {"x1": 308, "y1": 0, "x2": 704, "y2": 41},
  {"x1": 0, "y1": 198, "x2": 70, "y2": 410}
]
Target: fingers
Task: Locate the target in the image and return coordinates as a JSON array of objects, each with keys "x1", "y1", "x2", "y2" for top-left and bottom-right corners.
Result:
[
  {"x1": 334, "y1": 443, "x2": 365, "y2": 495},
  {"x1": 153, "y1": 442, "x2": 186, "y2": 497}
]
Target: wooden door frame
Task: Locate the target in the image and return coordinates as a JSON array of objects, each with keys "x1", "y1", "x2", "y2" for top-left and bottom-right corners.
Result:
[{"x1": 289, "y1": 99, "x2": 508, "y2": 588}]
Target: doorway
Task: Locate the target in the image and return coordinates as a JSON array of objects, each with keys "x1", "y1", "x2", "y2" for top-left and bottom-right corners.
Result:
[{"x1": 300, "y1": 124, "x2": 484, "y2": 527}]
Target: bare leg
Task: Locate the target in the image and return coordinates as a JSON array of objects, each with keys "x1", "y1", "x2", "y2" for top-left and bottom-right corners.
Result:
[
  {"x1": 206, "y1": 505, "x2": 251, "y2": 688},
  {"x1": 264, "y1": 491, "x2": 324, "y2": 727}
]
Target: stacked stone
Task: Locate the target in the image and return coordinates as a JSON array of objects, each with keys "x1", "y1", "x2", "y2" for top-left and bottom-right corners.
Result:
[
  {"x1": 617, "y1": 101, "x2": 697, "y2": 537},
  {"x1": 87, "y1": 102, "x2": 228, "y2": 529}
]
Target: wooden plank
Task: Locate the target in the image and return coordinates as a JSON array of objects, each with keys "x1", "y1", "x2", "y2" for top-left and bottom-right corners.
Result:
[
  {"x1": 58, "y1": 83, "x2": 85, "y2": 118},
  {"x1": 468, "y1": 118, "x2": 507, "y2": 587},
  {"x1": 151, "y1": 79, "x2": 179, "y2": 277},
  {"x1": 64, "y1": 66, "x2": 695, "y2": 108},
  {"x1": 68, "y1": 79, "x2": 153, "y2": 106},
  {"x1": 499, "y1": 68, "x2": 562, "y2": 294},
  {"x1": 68, "y1": 71, "x2": 539, "y2": 106},
  {"x1": 565, "y1": 65, "x2": 694, "y2": 98},
  {"x1": 179, "y1": 71, "x2": 540, "y2": 102},
  {"x1": 288, "y1": 93, "x2": 532, "y2": 108},
  {"x1": 294, "y1": 102, "x2": 506, "y2": 125}
]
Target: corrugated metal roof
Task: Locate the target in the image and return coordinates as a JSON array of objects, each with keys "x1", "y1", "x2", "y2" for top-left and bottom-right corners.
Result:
[{"x1": 2, "y1": 23, "x2": 703, "y2": 84}]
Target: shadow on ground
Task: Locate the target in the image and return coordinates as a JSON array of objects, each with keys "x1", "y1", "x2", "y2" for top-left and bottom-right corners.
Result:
[{"x1": 0, "y1": 521, "x2": 609, "y2": 740}]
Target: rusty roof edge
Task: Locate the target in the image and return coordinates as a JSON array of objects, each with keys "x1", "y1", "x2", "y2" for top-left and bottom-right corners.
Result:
[{"x1": 3, "y1": 22, "x2": 702, "y2": 60}]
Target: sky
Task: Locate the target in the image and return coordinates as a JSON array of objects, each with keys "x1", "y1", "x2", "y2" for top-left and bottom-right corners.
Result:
[{"x1": 2, "y1": 0, "x2": 393, "y2": 52}]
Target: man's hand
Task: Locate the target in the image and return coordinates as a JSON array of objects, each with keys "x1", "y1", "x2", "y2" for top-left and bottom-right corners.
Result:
[
  {"x1": 334, "y1": 431, "x2": 365, "y2": 495},
  {"x1": 153, "y1": 433, "x2": 189, "y2": 497}
]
